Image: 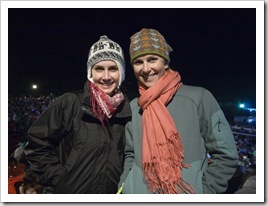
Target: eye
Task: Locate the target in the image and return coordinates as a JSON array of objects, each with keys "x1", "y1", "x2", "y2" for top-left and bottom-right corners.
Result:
[
  {"x1": 133, "y1": 59, "x2": 143, "y2": 65},
  {"x1": 148, "y1": 56, "x2": 158, "y2": 62},
  {"x1": 93, "y1": 66, "x2": 104, "y2": 72},
  {"x1": 109, "y1": 66, "x2": 118, "y2": 72}
]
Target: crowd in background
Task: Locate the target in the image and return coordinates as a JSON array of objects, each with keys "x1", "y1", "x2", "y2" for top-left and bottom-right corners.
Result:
[
  {"x1": 8, "y1": 94, "x2": 56, "y2": 154},
  {"x1": 223, "y1": 121, "x2": 256, "y2": 194},
  {"x1": 8, "y1": 94, "x2": 56, "y2": 135},
  {"x1": 8, "y1": 93, "x2": 256, "y2": 193},
  {"x1": 234, "y1": 132, "x2": 256, "y2": 174}
]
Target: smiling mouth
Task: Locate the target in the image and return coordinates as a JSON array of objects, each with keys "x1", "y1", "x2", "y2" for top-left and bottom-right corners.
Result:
[
  {"x1": 143, "y1": 73, "x2": 156, "y2": 81},
  {"x1": 100, "y1": 84, "x2": 113, "y2": 89},
  {"x1": 99, "y1": 81, "x2": 115, "y2": 86},
  {"x1": 96, "y1": 83, "x2": 111, "y2": 90}
]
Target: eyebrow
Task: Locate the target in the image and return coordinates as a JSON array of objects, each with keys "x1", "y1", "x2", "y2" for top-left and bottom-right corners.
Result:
[
  {"x1": 93, "y1": 65, "x2": 118, "y2": 69},
  {"x1": 134, "y1": 55, "x2": 158, "y2": 61}
]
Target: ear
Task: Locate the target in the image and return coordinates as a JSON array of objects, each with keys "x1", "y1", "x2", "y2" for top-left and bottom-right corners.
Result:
[{"x1": 164, "y1": 59, "x2": 169, "y2": 69}]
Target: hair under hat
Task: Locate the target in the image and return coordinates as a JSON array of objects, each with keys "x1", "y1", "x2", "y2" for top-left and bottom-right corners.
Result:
[
  {"x1": 87, "y1": 35, "x2": 125, "y2": 87},
  {"x1": 129, "y1": 28, "x2": 173, "y2": 64}
]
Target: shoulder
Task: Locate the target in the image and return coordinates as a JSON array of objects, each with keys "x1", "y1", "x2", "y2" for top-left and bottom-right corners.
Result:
[
  {"x1": 176, "y1": 84, "x2": 210, "y2": 97},
  {"x1": 129, "y1": 97, "x2": 140, "y2": 113},
  {"x1": 60, "y1": 90, "x2": 83, "y2": 100},
  {"x1": 115, "y1": 91, "x2": 132, "y2": 118},
  {"x1": 174, "y1": 84, "x2": 212, "y2": 104},
  {"x1": 50, "y1": 90, "x2": 84, "y2": 107}
]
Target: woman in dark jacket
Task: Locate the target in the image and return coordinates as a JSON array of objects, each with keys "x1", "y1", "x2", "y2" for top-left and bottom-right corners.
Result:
[{"x1": 24, "y1": 35, "x2": 131, "y2": 194}]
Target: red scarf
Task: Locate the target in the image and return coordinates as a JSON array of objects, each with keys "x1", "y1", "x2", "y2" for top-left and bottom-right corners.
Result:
[
  {"x1": 138, "y1": 69, "x2": 195, "y2": 194},
  {"x1": 88, "y1": 81, "x2": 124, "y2": 125}
]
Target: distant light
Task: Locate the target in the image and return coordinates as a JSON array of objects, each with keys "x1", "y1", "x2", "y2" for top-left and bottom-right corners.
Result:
[
  {"x1": 248, "y1": 108, "x2": 256, "y2": 112},
  {"x1": 239, "y1": 103, "x2": 245, "y2": 108},
  {"x1": 32, "y1": 84, "x2": 38, "y2": 89}
]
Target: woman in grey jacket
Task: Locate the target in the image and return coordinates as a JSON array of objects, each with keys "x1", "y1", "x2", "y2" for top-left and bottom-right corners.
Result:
[
  {"x1": 118, "y1": 28, "x2": 239, "y2": 194},
  {"x1": 24, "y1": 35, "x2": 131, "y2": 194}
]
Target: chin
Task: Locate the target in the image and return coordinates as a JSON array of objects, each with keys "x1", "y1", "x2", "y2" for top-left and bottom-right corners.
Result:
[
  {"x1": 141, "y1": 81, "x2": 156, "y2": 89},
  {"x1": 103, "y1": 90, "x2": 112, "y2": 96},
  {"x1": 139, "y1": 78, "x2": 158, "y2": 89},
  {"x1": 103, "y1": 88, "x2": 116, "y2": 96},
  {"x1": 98, "y1": 85, "x2": 115, "y2": 95}
]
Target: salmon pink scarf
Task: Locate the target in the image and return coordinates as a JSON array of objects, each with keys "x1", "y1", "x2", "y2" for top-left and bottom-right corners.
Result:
[{"x1": 138, "y1": 69, "x2": 194, "y2": 194}]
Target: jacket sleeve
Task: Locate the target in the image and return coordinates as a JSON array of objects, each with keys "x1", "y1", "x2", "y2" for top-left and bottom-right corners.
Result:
[
  {"x1": 24, "y1": 93, "x2": 80, "y2": 191},
  {"x1": 199, "y1": 89, "x2": 239, "y2": 194},
  {"x1": 118, "y1": 120, "x2": 134, "y2": 190}
]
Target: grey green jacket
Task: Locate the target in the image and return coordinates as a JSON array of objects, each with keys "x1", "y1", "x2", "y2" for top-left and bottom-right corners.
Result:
[{"x1": 119, "y1": 85, "x2": 239, "y2": 194}]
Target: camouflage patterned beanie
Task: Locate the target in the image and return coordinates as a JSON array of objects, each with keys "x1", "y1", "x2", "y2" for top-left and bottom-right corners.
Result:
[{"x1": 129, "y1": 28, "x2": 173, "y2": 64}]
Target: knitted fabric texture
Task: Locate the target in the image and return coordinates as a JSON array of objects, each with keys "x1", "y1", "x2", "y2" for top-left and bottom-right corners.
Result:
[
  {"x1": 88, "y1": 80, "x2": 124, "y2": 125},
  {"x1": 138, "y1": 69, "x2": 195, "y2": 194},
  {"x1": 87, "y1": 35, "x2": 125, "y2": 86},
  {"x1": 129, "y1": 28, "x2": 173, "y2": 64}
]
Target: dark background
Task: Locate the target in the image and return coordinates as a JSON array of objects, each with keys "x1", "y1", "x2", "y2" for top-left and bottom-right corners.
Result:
[{"x1": 8, "y1": 8, "x2": 256, "y2": 108}]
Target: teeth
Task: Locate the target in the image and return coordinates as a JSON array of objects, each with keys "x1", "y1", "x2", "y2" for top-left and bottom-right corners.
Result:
[
  {"x1": 101, "y1": 83, "x2": 113, "y2": 86},
  {"x1": 145, "y1": 74, "x2": 155, "y2": 80}
]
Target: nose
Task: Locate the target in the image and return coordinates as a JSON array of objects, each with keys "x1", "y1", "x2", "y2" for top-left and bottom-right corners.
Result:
[
  {"x1": 142, "y1": 62, "x2": 151, "y2": 73},
  {"x1": 102, "y1": 70, "x2": 111, "y2": 80}
]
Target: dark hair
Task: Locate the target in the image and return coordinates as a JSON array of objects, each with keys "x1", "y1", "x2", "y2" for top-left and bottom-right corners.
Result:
[{"x1": 21, "y1": 170, "x2": 44, "y2": 194}]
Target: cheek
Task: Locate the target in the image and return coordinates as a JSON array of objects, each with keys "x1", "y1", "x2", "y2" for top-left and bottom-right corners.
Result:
[
  {"x1": 159, "y1": 70, "x2": 166, "y2": 77},
  {"x1": 157, "y1": 66, "x2": 166, "y2": 78},
  {"x1": 111, "y1": 72, "x2": 120, "y2": 82},
  {"x1": 91, "y1": 75, "x2": 100, "y2": 83},
  {"x1": 133, "y1": 67, "x2": 140, "y2": 76},
  {"x1": 91, "y1": 71, "x2": 102, "y2": 82}
]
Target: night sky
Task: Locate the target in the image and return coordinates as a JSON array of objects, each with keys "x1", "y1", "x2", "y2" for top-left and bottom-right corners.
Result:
[
  {"x1": 3, "y1": 4, "x2": 265, "y2": 203},
  {"x1": 8, "y1": 8, "x2": 256, "y2": 106}
]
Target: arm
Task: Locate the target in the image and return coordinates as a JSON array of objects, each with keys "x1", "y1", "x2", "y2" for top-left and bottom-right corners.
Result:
[
  {"x1": 118, "y1": 121, "x2": 134, "y2": 190},
  {"x1": 24, "y1": 93, "x2": 80, "y2": 191},
  {"x1": 199, "y1": 90, "x2": 239, "y2": 194}
]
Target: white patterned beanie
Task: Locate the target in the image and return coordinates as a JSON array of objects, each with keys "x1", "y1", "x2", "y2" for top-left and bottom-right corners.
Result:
[
  {"x1": 129, "y1": 28, "x2": 173, "y2": 64},
  {"x1": 87, "y1": 35, "x2": 125, "y2": 87}
]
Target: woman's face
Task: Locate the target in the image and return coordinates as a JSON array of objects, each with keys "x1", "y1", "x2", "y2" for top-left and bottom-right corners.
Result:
[
  {"x1": 132, "y1": 54, "x2": 168, "y2": 89},
  {"x1": 91, "y1": 60, "x2": 120, "y2": 96}
]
